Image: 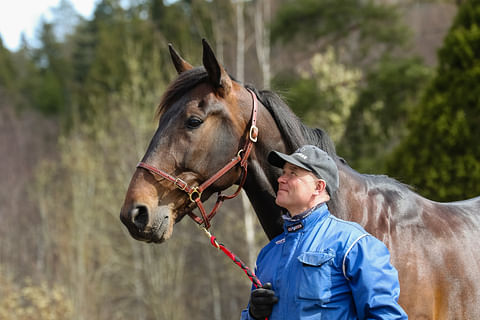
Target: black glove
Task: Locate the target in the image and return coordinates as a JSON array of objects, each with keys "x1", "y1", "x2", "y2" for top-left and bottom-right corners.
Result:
[{"x1": 249, "y1": 282, "x2": 278, "y2": 320}]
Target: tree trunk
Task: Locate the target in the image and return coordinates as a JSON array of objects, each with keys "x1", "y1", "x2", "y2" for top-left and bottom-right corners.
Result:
[
  {"x1": 235, "y1": 0, "x2": 245, "y2": 82},
  {"x1": 254, "y1": 0, "x2": 272, "y2": 89}
]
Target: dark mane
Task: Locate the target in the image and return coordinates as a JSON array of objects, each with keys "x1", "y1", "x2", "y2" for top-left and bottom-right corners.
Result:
[{"x1": 245, "y1": 85, "x2": 337, "y2": 158}]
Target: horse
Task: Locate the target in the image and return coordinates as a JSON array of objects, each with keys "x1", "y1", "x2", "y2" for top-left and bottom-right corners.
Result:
[{"x1": 120, "y1": 39, "x2": 480, "y2": 319}]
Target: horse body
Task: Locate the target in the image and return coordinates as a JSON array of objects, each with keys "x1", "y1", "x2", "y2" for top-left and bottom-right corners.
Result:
[{"x1": 120, "y1": 40, "x2": 480, "y2": 319}]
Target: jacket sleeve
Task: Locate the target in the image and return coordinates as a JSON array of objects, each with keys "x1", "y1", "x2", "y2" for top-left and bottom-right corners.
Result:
[
  {"x1": 344, "y1": 235, "x2": 408, "y2": 319},
  {"x1": 240, "y1": 306, "x2": 254, "y2": 320}
]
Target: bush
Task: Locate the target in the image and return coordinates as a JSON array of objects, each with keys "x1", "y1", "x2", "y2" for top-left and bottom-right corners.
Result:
[{"x1": 0, "y1": 267, "x2": 73, "y2": 320}]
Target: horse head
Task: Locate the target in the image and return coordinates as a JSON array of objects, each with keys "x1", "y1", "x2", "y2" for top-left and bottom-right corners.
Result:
[{"x1": 120, "y1": 40, "x2": 259, "y2": 243}]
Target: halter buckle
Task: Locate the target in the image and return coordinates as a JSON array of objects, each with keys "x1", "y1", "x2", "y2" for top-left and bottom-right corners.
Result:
[
  {"x1": 249, "y1": 125, "x2": 258, "y2": 142},
  {"x1": 174, "y1": 178, "x2": 187, "y2": 191}
]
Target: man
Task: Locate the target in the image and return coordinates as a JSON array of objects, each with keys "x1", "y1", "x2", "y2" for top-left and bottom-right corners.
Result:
[{"x1": 241, "y1": 145, "x2": 407, "y2": 319}]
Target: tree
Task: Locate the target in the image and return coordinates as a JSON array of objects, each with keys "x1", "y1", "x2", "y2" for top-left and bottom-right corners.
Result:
[
  {"x1": 338, "y1": 56, "x2": 432, "y2": 173},
  {"x1": 32, "y1": 20, "x2": 73, "y2": 115},
  {"x1": 387, "y1": 0, "x2": 480, "y2": 201}
]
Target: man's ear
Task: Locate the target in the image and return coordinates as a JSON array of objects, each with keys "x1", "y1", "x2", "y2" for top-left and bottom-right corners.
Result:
[{"x1": 314, "y1": 179, "x2": 327, "y2": 195}]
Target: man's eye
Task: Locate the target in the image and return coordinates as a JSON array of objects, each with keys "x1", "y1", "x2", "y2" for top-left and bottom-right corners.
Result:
[{"x1": 186, "y1": 117, "x2": 203, "y2": 129}]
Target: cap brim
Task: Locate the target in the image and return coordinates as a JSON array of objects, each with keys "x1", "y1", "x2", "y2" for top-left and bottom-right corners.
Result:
[{"x1": 268, "y1": 151, "x2": 312, "y2": 172}]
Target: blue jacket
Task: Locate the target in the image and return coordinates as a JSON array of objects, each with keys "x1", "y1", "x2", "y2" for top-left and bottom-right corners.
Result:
[{"x1": 241, "y1": 203, "x2": 407, "y2": 319}]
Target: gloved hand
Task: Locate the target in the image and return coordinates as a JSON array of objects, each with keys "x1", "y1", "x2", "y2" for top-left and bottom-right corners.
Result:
[{"x1": 249, "y1": 282, "x2": 278, "y2": 320}]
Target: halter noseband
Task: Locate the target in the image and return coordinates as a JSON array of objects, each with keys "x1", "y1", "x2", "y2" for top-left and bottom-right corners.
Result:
[{"x1": 136, "y1": 89, "x2": 259, "y2": 229}]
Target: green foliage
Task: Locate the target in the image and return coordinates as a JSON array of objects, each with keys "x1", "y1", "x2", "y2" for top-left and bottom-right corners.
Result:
[
  {"x1": 387, "y1": 0, "x2": 480, "y2": 201},
  {"x1": 273, "y1": 47, "x2": 362, "y2": 143},
  {"x1": 339, "y1": 56, "x2": 432, "y2": 173},
  {"x1": 0, "y1": 38, "x2": 16, "y2": 93},
  {"x1": 271, "y1": 0, "x2": 409, "y2": 61},
  {"x1": 33, "y1": 69, "x2": 66, "y2": 114}
]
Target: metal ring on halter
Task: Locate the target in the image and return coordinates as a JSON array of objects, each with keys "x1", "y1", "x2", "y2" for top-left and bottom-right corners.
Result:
[{"x1": 189, "y1": 187, "x2": 202, "y2": 203}]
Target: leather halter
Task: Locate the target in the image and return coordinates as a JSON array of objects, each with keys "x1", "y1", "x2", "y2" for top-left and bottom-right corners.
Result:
[{"x1": 137, "y1": 89, "x2": 259, "y2": 229}]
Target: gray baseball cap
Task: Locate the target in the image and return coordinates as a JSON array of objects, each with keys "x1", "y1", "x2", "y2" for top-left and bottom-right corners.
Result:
[{"x1": 268, "y1": 145, "x2": 339, "y2": 195}]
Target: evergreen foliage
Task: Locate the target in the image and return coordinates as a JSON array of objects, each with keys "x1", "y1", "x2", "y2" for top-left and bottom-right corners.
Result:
[
  {"x1": 0, "y1": 38, "x2": 16, "y2": 93},
  {"x1": 339, "y1": 56, "x2": 432, "y2": 173},
  {"x1": 387, "y1": 0, "x2": 480, "y2": 201}
]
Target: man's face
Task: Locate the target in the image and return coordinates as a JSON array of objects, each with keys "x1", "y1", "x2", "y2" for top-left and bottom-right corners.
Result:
[{"x1": 276, "y1": 162, "x2": 319, "y2": 215}]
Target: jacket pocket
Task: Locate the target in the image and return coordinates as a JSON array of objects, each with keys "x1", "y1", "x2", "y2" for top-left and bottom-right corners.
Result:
[{"x1": 296, "y1": 249, "x2": 335, "y2": 303}]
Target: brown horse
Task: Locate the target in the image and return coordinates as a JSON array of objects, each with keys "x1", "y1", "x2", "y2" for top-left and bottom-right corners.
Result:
[{"x1": 120, "y1": 40, "x2": 480, "y2": 319}]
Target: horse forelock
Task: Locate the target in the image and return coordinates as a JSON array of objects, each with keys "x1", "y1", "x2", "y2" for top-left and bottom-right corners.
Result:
[
  {"x1": 155, "y1": 67, "x2": 209, "y2": 120},
  {"x1": 155, "y1": 67, "x2": 246, "y2": 120}
]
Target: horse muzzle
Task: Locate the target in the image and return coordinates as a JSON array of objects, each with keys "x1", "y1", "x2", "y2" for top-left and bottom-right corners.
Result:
[{"x1": 120, "y1": 203, "x2": 172, "y2": 243}]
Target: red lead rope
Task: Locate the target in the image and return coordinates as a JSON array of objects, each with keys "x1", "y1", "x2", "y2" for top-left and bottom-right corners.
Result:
[
  {"x1": 202, "y1": 227, "x2": 262, "y2": 288},
  {"x1": 200, "y1": 227, "x2": 268, "y2": 320}
]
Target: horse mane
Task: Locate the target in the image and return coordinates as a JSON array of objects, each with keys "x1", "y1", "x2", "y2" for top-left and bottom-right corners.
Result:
[{"x1": 245, "y1": 85, "x2": 337, "y2": 158}]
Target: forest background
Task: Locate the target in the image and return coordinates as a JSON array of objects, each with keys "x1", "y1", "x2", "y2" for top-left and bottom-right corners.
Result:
[{"x1": 1, "y1": 0, "x2": 479, "y2": 319}]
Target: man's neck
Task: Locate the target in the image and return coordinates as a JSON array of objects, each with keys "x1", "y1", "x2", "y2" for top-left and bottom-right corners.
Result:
[{"x1": 288, "y1": 195, "x2": 330, "y2": 217}]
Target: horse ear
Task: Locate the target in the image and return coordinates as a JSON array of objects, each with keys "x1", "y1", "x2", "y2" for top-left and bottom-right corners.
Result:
[
  {"x1": 202, "y1": 39, "x2": 232, "y2": 96},
  {"x1": 169, "y1": 43, "x2": 193, "y2": 74}
]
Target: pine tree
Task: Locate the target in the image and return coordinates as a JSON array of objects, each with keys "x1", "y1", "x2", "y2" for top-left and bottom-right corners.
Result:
[{"x1": 387, "y1": 0, "x2": 480, "y2": 201}]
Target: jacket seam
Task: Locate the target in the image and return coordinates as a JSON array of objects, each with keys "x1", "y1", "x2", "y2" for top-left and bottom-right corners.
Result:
[{"x1": 342, "y1": 233, "x2": 369, "y2": 280}]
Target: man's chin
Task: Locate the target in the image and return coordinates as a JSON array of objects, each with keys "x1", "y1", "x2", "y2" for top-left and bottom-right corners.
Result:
[{"x1": 275, "y1": 196, "x2": 287, "y2": 209}]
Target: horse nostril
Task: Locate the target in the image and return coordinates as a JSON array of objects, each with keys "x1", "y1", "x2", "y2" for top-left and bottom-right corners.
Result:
[{"x1": 130, "y1": 204, "x2": 149, "y2": 230}]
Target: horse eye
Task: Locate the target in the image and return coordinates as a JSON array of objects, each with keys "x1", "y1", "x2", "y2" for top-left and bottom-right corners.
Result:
[{"x1": 186, "y1": 117, "x2": 203, "y2": 129}]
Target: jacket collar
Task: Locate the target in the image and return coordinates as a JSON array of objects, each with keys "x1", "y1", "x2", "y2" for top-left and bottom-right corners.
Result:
[{"x1": 283, "y1": 203, "x2": 329, "y2": 233}]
